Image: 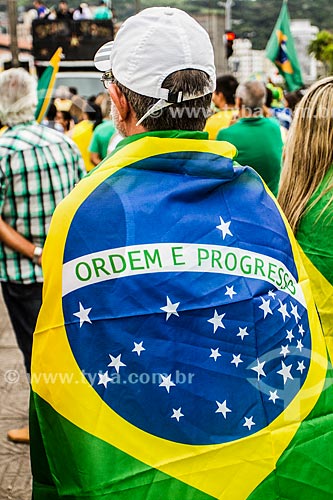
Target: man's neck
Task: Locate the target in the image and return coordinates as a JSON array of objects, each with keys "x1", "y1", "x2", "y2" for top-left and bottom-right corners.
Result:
[{"x1": 238, "y1": 106, "x2": 263, "y2": 119}]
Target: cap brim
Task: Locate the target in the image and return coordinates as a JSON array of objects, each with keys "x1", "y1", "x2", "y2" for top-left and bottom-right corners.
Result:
[{"x1": 94, "y1": 41, "x2": 114, "y2": 72}]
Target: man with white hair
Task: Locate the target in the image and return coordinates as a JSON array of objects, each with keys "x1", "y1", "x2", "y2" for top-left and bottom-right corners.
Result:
[
  {"x1": 216, "y1": 80, "x2": 283, "y2": 196},
  {"x1": 0, "y1": 68, "x2": 85, "y2": 444},
  {"x1": 30, "y1": 7, "x2": 329, "y2": 500}
]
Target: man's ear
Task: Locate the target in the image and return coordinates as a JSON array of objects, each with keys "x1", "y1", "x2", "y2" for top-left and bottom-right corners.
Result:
[{"x1": 108, "y1": 84, "x2": 130, "y2": 121}]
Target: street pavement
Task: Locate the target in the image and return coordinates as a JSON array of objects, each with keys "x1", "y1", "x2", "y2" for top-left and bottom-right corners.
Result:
[{"x1": 0, "y1": 294, "x2": 31, "y2": 500}]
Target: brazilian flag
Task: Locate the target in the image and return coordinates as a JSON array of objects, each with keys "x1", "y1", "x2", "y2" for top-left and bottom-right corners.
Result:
[
  {"x1": 30, "y1": 134, "x2": 333, "y2": 499},
  {"x1": 266, "y1": 0, "x2": 303, "y2": 91},
  {"x1": 34, "y1": 47, "x2": 62, "y2": 123}
]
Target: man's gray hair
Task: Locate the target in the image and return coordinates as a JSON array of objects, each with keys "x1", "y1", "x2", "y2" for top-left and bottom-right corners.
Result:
[
  {"x1": 0, "y1": 68, "x2": 38, "y2": 127},
  {"x1": 236, "y1": 81, "x2": 266, "y2": 111},
  {"x1": 116, "y1": 69, "x2": 212, "y2": 132}
]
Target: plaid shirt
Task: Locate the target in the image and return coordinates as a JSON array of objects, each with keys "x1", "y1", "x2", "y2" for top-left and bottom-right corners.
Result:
[{"x1": 0, "y1": 121, "x2": 86, "y2": 284}]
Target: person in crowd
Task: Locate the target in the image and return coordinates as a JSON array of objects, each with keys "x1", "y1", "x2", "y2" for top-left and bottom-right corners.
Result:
[
  {"x1": 69, "y1": 94, "x2": 86, "y2": 123},
  {"x1": 0, "y1": 68, "x2": 85, "y2": 444},
  {"x1": 93, "y1": 0, "x2": 112, "y2": 20},
  {"x1": 33, "y1": 0, "x2": 49, "y2": 17},
  {"x1": 89, "y1": 92, "x2": 115, "y2": 165},
  {"x1": 69, "y1": 100, "x2": 102, "y2": 171},
  {"x1": 216, "y1": 80, "x2": 283, "y2": 196},
  {"x1": 56, "y1": 0, "x2": 73, "y2": 19},
  {"x1": 273, "y1": 89, "x2": 304, "y2": 132},
  {"x1": 55, "y1": 109, "x2": 74, "y2": 133},
  {"x1": 284, "y1": 90, "x2": 303, "y2": 113},
  {"x1": 30, "y1": 7, "x2": 330, "y2": 499},
  {"x1": 263, "y1": 86, "x2": 288, "y2": 142},
  {"x1": 54, "y1": 85, "x2": 72, "y2": 112},
  {"x1": 69, "y1": 86, "x2": 78, "y2": 96},
  {"x1": 41, "y1": 102, "x2": 64, "y2": 132},
  {"x1": 204, "y1": 74, "x2": 238, "y2": 139},
  {"x1": 73, "y1": 2, "x2": 92, "y2": 20},
  {"x1": 267, "y1": 78, "x2": 284, "y2": 108},
  {"x1": 278, "y1": 76, "x2": 333, "y2": 285}
]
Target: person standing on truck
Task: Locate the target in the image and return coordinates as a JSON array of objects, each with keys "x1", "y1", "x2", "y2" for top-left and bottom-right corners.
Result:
[
  {"x1": 93, "y1": 0, "x2": 112, "y2": 20},
  {"x1": 73, "y1": 2, "x2": 92, "y2": 20},
  {"x1": 33, "y1": 0, "x2": 49, "y2": 18},
  {"x1": 56, "y1": 0, "x2": 73, "y2": 19}
]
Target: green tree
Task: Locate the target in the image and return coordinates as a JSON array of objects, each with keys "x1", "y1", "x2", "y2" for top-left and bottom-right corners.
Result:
[{"x1": 308, "y1": 30, "x2": 333, "y2": 76}]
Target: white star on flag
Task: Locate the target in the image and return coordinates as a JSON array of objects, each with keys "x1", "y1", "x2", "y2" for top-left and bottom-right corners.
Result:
[
  {"x1": 237, "y1": 326, "x2": 249, "y2": 340},
  {"x1": 251, "y1": 358, "x2": 266, "y2": 380},
  {"x1": 159, "y1": 374, "x2": 176, "y2": 393},
  {"x1": 277, "y1": 360, "x2": 293, "y2": 385},
  {"x1": 259, "y1": 297, "x2": 273, "y2": 318},
  {"x1": 268, "y1": 390, "x2": 279, "y2": 404},
  {"x1": 231, "y1": 354, "x2": 243, "y2": 367},
  {"x1": 290, "y1": 302, "x2": 301, "y2": 323},
  {"x1": 243, "y1": 416, "x2": 255, "y2": 430},
  {"x1": 132, "y1": 341, "x2": 145, "y2": 356},
  {"x1": 225, "y1": 285, "x2": 237, "y2": 299},
  {"x1": 216, "y1": 216, "x2": 233, "y2": 239},
  {"x1": 268, "y1": 290, "x2": 276, "y2": 299},
  {"x1": 108, "y1": 354, "x2": 126, "y2": 373},
  {"x1": 280, "y1": 344, "x2": 290, "y2": 358},
  {"x1": 171, "y1": 408, "x2": 184, "y2": 422},
  {"x1": 160, "y1": 296, "x2": 180, "y2": 321},
  {"x1": 297, "y1": 360, "x2": 306, "y2": 374},
  {"x1": 208, "y1": 310, "x2": 226, "y2": 333},
  {"x1": 98, "y1": 370, "x2": 113, "y2": 388},
  {"x1": 215, "y1": 400, "x2": 232, "y2": 418},
  {"x1": 286, "y1": 329, "x2": 294, "y2": 342},
  {"x1": 278, "y1": 300, "x2": 290, "y2": 322},
  {"x1": 210, "y1": 348, "x2": 222, "y2": 361},
  {"x1": 298, "y1": 324, "x2": 305, "y2": 336},
  {"x1": 296, "y1": 339, "x2": 304, "y2": 352},
  {"x1": 73, "y1": 302, "x2": 92, "y2": 328}
]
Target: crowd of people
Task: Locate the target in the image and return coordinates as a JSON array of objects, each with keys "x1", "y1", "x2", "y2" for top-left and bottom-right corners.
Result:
[
  {"x1": 0, "y1": 5, "x2": 332, "y2": 499},
  {"x1": 32, "y1": 0, "x2": 113, "y2": 21},
  {"x1": 41, "y1": 85, "x2": 119, "y2": 171}
]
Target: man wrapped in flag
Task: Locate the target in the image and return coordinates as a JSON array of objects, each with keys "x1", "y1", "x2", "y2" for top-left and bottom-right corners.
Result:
[{"x1": 30, "y1": 6, "x2": 333, "y2": 499}]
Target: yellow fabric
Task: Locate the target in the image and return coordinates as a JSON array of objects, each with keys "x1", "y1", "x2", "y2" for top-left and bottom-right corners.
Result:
[
  {"x1": 70, "y1": 120, "x2": 95, "y2": 172},
  {"x1": 204, "y1": 109, "x2": 235, "y2": 140}
]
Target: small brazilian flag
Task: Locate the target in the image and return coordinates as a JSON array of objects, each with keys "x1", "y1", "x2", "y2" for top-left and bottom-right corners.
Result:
[
  {"x1": 30, "y1": 134, "x2": 333, "y2": 499},
  {"x1": 34, "y1": 47, "x2": 62, "y2": 123},
  {"x1": 266, "y1": 0, "x2": 303, "y2": 91}
]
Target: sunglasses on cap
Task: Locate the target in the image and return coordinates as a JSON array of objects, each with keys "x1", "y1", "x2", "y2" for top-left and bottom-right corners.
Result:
[{"x1": 100, "y1": 70, "x2": 115, "y2": 89}]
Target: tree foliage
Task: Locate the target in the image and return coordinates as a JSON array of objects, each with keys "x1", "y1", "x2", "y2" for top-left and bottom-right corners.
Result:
[
  {"x1": 111, "y1": 0, "x2": 333, "y2": 50},
  {"x1": 308, "y1": 30, "x2": 333, "y2": 75}
]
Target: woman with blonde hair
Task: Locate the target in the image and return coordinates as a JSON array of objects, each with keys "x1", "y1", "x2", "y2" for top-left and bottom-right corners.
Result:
[{"x1": 278, "y1": 76, "x2": 333, "y2": 284}]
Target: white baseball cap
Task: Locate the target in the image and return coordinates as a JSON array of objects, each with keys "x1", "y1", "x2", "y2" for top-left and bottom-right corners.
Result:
[{"x1": 94, "y1": 7, "x2": 216, "y2": 125}]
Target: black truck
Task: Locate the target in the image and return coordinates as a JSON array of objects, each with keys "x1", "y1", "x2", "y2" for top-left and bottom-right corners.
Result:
[{"x1": 32, "y1": 18, "x2": 114, "y2": 77}]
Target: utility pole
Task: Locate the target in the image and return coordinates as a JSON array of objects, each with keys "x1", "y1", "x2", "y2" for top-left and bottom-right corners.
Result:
[
  {"x1": 7, "y1": 0, "x2": 19, "y2": 67},
  {"x1": 217, "y1": 0, "x2": 232, "y2": 73},
  {"x1": 225, "y1": 0, "x2": 232, "y2": 31},
  {"x1": 135, "y1": 0, "x2": 141, "y2": 13}
]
